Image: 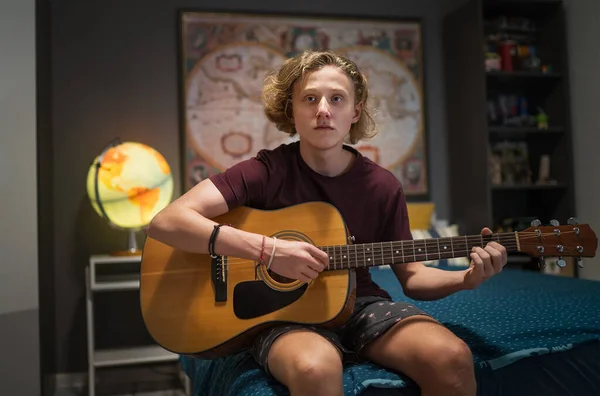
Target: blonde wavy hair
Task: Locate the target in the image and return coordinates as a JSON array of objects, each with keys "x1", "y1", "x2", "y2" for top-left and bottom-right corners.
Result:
[{"x1": 261, "y1": 50, "x2": 377, "y2": 144}]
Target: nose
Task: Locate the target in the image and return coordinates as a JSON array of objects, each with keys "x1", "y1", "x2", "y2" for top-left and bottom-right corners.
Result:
[{"x1": 316, "y1": 97, "x2": 331, "y2": 118}]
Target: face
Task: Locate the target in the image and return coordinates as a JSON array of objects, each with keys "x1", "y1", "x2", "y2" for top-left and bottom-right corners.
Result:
[{"x1": 291, "y1": 65, "x2": 362, "y2": 151}]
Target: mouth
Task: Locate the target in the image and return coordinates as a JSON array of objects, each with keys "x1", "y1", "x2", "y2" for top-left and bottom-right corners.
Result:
[{"x1": 314, "y1": 126, "x2": 334, "y2": 130}]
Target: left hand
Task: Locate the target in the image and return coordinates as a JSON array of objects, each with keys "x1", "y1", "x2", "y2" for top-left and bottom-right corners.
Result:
[{"x1": 463, "y1": 227, "x2": 507, "y2": 290}]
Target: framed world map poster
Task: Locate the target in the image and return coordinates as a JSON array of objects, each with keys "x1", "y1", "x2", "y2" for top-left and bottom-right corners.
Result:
[{"x1": 179, "y1": 11, "x2": 428, "y2": 196}]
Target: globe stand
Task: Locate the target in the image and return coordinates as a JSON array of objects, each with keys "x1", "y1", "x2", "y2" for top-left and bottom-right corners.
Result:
[{"x1": 110, "y1": 228, "x2": 142, "y2": 256}]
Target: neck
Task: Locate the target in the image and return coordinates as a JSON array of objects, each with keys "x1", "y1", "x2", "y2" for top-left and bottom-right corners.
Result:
[
  {"x1": 317, "y1": 232, "x2": 520, "y2": 270},
  {"x1": 299, "y1": 141, "x2": 354, "y2": 177}
]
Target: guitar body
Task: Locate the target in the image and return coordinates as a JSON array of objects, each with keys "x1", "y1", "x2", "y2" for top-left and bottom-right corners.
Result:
[{"x1": 140, "y1": 202, "x2": 356, "y2": 359}]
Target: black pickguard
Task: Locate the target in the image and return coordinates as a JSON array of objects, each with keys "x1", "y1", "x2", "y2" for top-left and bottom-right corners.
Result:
[{"x1": 233, "y1": 281, "x2": 307, "y2": 319}]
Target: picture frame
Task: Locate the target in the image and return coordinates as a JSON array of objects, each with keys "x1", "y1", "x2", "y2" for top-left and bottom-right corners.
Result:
[{"x1": 178, "y1": 10, "x2": 428, "y2": 197}]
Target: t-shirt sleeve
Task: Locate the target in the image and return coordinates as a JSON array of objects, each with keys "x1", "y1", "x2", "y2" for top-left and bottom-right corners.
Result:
[
  {"x1": 208, "y1": 148, "x2": 281, "y2": 210},
  {"x1": 380, "y1": 185, "x2": 413, "y2": 243}
]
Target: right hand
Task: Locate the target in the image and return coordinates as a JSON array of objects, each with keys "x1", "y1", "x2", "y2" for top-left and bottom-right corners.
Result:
[{"x1": 266, "y1": 238, "x2": 329, "y2": 282}]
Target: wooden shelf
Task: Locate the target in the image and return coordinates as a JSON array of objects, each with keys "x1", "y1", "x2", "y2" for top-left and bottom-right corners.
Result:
[
  {"x1": 486, "y1": 71, "x2": 561, "y2": 79},
  {"x1": 489, "y1": 126, "x2": 564, "y2": 138},
  {"x1": 443, "y1": 0, "x2": 576, "y2": 277},
  {"x1": 94, "y1": 345, "x2": 178, "y2": 368},
  {"x1": 483, "y1": 22, "x2": 537, "y2": 34}
]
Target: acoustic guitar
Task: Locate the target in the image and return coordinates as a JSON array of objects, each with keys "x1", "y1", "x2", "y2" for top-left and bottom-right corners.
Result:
[{"x1": 139, "y1": 201, "x2": 597, "y2": 359}]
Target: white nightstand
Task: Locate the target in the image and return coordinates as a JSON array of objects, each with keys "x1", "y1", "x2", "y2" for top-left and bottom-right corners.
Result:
[{"x1": 85, "y1": 254, "x2": 190, "y2": 396}]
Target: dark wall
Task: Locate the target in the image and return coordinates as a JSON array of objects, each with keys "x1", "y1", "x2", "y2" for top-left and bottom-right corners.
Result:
[{"x1": 47, "y1": 0, "x2": 449, "y2": 373}]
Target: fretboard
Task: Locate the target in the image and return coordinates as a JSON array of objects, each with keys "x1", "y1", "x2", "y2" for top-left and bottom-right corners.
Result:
[{"x1": 318, "y1": 232, "x2": 519, "y2": 270}]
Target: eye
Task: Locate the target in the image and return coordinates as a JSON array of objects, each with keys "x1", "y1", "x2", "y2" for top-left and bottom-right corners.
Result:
[
  {"x1": 331, "y1": 95, "x2": 343, "y2": 102},
  {"x1": 304, "y1": 95, "x2": 316, "y2": 102}
]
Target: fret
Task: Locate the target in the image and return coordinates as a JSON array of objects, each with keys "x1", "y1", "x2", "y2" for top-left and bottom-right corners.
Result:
[
  {"x1": 325, "y1": 246, "x2": 332, "y2": 270},
  {"x1": 362, "y1": 244, "x2": 367, "y2": 268},
  {"x1": 401, "y1": 241, "x2": 405, "y2": 263},
  {"x1": 413, "y1": 239, "x2": 428, "y2": 262},
  {"x1": 455, "y1": 236, "x2": 468, "y2": 256},
  {"x1": 438, "y1": 238, "x2": 453, "y2": 259},
  {"x1": 346, "y1": 245, "x2": 352, "y2": 268},
  {"x1": 318, "y1": 232, "x2": 523, "y2": 272},
  {"x1": 344, "y1": 245, "x2": 350, "y2": 269},
  {"x1": 333, "y1": 245, "x2": 337, "y2": 270},
  {"x1": 424, "y1": 238, "x2": 436, "y2": 260}
]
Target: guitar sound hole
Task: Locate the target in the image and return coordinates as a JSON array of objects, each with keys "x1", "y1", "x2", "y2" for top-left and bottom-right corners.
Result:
[{"x1": 269, "y1": 271, "x2": 295, "y2": 284}]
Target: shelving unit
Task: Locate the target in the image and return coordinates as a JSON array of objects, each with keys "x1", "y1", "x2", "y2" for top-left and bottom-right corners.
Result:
[
  {"x1": 86, "y1": 254, "x2": 190, "y2": 396},
  {"x1": 442, "y1": 0, "x2": 577, "y2": 276}
]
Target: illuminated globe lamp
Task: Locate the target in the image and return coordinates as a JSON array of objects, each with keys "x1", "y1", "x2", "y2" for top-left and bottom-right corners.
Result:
[{"x1": 86, "y1": 139, "x2": 174, "y2": 256}]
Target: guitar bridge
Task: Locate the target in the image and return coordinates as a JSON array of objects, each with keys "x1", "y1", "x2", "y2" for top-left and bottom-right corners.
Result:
[{"x1": 211, "y1": 255, "x2": 227, "y2": 302}]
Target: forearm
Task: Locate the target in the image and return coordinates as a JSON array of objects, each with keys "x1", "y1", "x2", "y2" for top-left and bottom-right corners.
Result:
[
  {"x1": 146, "y1": 204, "x2": 267, "y2": 261},
  {"x1": 391, "y1": 262, "x2": 467, "y2": 301}
]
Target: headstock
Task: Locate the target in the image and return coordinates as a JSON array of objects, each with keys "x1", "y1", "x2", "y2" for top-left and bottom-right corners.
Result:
[{"x1": 518, "y1": 217, "x2": 598, "y2": 268}]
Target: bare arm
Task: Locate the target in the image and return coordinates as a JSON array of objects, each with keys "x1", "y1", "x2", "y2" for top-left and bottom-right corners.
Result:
[
  {"x1": 391, "y1": 262, "x2": 466, "y2": 301},
  {"x1": 146, "y1": 178, "x2": 329, "y2": 282},
  {"x1": 146, "y1": 178, "x2": 265, "y2": 261},
  {"x1": 392, "y1": 229, "x2": 507, "y2": 300}
]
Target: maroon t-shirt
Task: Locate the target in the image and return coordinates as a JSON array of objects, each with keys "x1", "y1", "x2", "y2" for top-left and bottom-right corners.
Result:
[{"x1": 209, "y1": 141, "x2": 413, "y2": 298}]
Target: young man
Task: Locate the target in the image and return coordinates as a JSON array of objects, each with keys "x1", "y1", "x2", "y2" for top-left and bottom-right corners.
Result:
[{"x1": 147, "y1": 50, "x2": 507, "y2": 396}]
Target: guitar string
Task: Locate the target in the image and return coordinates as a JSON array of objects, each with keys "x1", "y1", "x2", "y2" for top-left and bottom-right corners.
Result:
[
  {"x1": 221, "y1": 231, "x2": 586, "y2": 266},
  {"x1": 220, "y1": 231, "x2": 583, "y2": 264},
  {"x1": 220, "y1": 245, "x2": 587, "y2": 269},
  {"x1": 221, "y1": 237, "x2": 586, "y2": 265}
]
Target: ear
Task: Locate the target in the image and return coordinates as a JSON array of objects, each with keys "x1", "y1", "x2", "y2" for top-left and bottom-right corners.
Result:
[{"x1": 352, "y1": 101, "x2": 363, "y2": 124}]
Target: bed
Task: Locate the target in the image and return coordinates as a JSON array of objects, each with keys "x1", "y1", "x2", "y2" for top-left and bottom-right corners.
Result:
[
  {"x1": 178, "y1": 204, "x2": 600, "y2": 395},
  {"x1": 179, "y1": 265, "x2": 600, "y2": 396}
]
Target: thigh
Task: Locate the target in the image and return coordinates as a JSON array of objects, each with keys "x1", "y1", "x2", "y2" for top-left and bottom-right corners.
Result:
[
  {"x1": 339, "y1": 296, "x2": 432, "y2": 353},
  {"x1": 360, "y1": 314, "x2": 474, "y2": 388}
]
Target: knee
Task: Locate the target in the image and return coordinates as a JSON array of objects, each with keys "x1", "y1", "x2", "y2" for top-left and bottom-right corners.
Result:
[
  {"x1": 427, "y1": 339, "x2": 475, "y2": 390},
  {"x1": 290, "y1": 349, "x2": 343, "y2": 384},
  {"x1": 435, "y1": 339, "x2": 474, "y2": 373}
]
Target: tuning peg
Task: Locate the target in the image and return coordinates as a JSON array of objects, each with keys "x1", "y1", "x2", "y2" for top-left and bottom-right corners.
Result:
[
  {"x1": 556, "y1": 257, "x2": 567, "y2": 268},
  {"x1": 550, "y1": 219, "x2": 560, "y2": 226},
  {"x1": 531, "y1": 219, "x2": 542, "y2": 227},
  {"x1": 568, "y1": 217, "x2": 580, "y2": 225}
]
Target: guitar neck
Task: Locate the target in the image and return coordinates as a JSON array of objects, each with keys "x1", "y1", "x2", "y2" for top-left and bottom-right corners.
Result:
[{"x1": 318, "y1": 232, "x2": 519, "y2": 270}]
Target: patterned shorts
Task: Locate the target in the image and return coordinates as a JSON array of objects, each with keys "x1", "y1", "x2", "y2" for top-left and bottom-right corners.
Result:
[{"x1": 249, "y1": 296, "x2": 431, "y2": 376}]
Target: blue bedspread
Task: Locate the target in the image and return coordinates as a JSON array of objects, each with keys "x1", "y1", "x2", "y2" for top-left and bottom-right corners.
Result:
[{"x1": 180, "y1": 268, "x2": 600, "y2": 395}]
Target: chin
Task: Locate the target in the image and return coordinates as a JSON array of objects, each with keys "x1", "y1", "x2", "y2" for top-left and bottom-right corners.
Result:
[
  {"x1": 299, "y1": 131, "x2": 347, "y2": 150},
  {"x1": 305, "y1": 138, "x2": 344, "y2": 151}
]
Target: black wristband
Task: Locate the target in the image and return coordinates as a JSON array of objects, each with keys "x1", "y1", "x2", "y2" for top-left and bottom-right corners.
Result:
[{"x1": 208, "y1": 223, "x2": 229, "y2": 258}]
